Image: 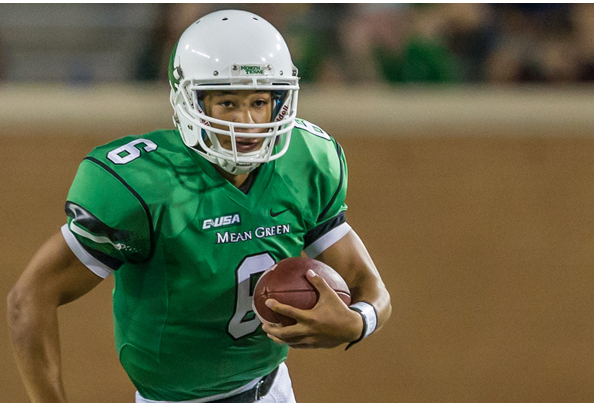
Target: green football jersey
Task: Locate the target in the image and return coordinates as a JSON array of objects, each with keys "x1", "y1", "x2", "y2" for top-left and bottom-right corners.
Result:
[{"x1": 64, "y1": 119, "x2": 348, "y2": 401}]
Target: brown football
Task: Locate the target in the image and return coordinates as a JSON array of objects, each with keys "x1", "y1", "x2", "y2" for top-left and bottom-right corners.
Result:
[{"x1": 252, "y1": 257, "x2": 351, "y2": 326}]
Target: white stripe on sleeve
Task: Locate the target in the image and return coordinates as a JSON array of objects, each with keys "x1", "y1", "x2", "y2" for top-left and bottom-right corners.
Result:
[
  {"x1": 61, "y1": 223, "x2": 114, "y2": 279},
  {"x1": 304, "y1": 222, "x2": 352, "y2": 259},
  {"x1": 69, "y1": 221, "x2": 123, "y2": 250}
]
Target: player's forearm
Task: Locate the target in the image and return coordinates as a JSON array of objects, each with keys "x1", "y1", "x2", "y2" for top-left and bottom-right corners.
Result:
[
  {"x1": 349, "y1": 274, "x2": 392, "y2": 333},
  {"x1": 7, "y1": 290, "x2": 67, "y2": 402},
  {"x1": 315, "y1": 229, "x2": 392, "y2": 334}
]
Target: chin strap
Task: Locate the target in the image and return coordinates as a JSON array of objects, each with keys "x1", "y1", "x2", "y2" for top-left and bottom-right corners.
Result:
[{"x1": 216, "y1": 157, "x2": 260, "y2": 175}]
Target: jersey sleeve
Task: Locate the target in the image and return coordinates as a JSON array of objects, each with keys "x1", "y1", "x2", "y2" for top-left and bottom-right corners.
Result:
[
  {"x1": 301, "y1": 130, "x2": 351, "y2": 258},
  {"x1": 63, "y1": 157, "x2": 152, "y2": 277}
]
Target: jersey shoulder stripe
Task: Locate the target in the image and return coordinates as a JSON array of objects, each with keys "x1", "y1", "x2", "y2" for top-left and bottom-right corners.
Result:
[
  {"x1": 65, "y1": 135, "x2": 169, "y2": 266},
  {"x1": 83, "y1": 156, "x2": 155, "y2": 259}
]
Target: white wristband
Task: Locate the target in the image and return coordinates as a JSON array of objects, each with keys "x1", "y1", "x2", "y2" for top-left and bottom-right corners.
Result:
[{"x1": 346, "y1": 302, "x2": 378, "y2": 350}]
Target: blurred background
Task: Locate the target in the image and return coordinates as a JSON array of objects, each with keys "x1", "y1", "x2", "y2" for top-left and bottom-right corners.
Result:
[
  {"x1": 1, "y1": 3, "x2": 594, "y2": 84},
  {"x1": 2, "y1": 3, "x2": 594, "y2": 403}
]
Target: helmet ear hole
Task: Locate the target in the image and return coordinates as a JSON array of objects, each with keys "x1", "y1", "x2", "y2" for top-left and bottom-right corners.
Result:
[
  {"x1": 195, "y1": 91, "x2": 207, "y2": 114},
  {"x1": 272, "y1": 91, "x2": 288, "y2": 118}
]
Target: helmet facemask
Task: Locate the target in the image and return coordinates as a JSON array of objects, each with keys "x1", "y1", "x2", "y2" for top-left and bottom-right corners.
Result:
[{"x1": 172, "y1": 77, "x2": 298, "y2": 175}]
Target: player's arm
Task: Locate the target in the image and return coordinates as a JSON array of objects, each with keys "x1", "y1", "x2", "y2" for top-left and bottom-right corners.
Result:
[
  {"x1": 7, "y1": 230, "x2": 103, "y2": 402},
  {"x1": 315, "y1": 229, "x2": 391, "y2": 344}
]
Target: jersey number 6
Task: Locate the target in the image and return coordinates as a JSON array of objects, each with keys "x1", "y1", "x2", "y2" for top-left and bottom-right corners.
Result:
[
  {"x1": 227, "y1": 252, "x2": 275, "y2": 340},
  {"x1": 107, "y1": 138, "x2": 158, "y2": 165}
]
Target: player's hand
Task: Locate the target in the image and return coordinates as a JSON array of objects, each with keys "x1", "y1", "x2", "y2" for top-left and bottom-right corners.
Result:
[{"x1": 261, "y1": 269, "x2": 363, "y2": 349}]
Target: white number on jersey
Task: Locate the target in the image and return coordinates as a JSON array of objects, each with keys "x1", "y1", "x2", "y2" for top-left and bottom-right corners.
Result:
[
  {"x1": 294, "y1": 118, "x2": 331, "y2": 141},
  {"x1": 107, "y1": 139, "x2": 158, "y2": 165},
  {"x1": 227, "y1": 252, "x2": 276, "y2": 339}
]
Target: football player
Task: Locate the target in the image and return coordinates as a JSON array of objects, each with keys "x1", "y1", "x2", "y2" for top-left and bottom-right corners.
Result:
[{"x1": 7, "y1": 9, "x2": 391, "y2": 403}]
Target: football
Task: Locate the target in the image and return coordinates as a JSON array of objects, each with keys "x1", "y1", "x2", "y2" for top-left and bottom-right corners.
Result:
[{"x1": 252, "y1": 257, "x2": 351, "y2": 326}]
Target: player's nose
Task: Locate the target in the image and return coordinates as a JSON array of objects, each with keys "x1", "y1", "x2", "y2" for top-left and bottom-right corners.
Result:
[
  {"x1": 235, "y1": 107, "x2": 255, "y2": 124},
  {"x1": 233, "y1": 108, "x2": 260, "y2": 133}
]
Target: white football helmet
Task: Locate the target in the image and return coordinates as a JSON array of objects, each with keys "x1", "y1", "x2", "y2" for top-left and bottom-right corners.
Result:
[{"x1": 169, "y1": 9, "x2": 300, "y2": 175}]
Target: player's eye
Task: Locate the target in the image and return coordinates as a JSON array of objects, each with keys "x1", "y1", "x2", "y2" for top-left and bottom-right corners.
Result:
[
  {"x1": 253, "y1": 99, "x2": 269, "y2": 108},
  {"x1": 218, "y1": 100, "x2": 234, "y2": 108}
]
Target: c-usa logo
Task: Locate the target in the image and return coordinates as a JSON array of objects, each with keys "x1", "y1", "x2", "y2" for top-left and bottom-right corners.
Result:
[{"x1": 203, "y1": 213, "x2": 241, "y2": 230}]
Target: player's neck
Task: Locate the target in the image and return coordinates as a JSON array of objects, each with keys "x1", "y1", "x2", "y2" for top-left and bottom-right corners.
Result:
[{"x1": 212, "y1": 165, "x2": 250, "y2": 188}]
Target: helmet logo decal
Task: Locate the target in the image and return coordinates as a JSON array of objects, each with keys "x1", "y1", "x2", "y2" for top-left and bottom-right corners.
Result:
[
  {"x1": 275, "y1": 104, "x2": 289, "y2": 122},
  {"x1": 240, "y1": 65, "x2": 265, "y2": 75}
]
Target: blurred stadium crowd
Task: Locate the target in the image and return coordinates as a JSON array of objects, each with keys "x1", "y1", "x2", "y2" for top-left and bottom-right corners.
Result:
[{"x1": 0, "y1": 3, "x2": 593, "y2": 85}]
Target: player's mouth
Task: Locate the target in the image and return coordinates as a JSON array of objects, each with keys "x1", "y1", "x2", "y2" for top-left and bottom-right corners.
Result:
[{"x1": 235, "y1": 138, "x2": 261, "y2": 153}]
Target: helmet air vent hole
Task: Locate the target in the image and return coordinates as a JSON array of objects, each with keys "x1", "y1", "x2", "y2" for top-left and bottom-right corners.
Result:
[
  {"x1": 222, "y1": 17, "x2": 228, "y2": 21},
  {"x1": 253, "y1": 17, "x2": 259, "y2": 20}
]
